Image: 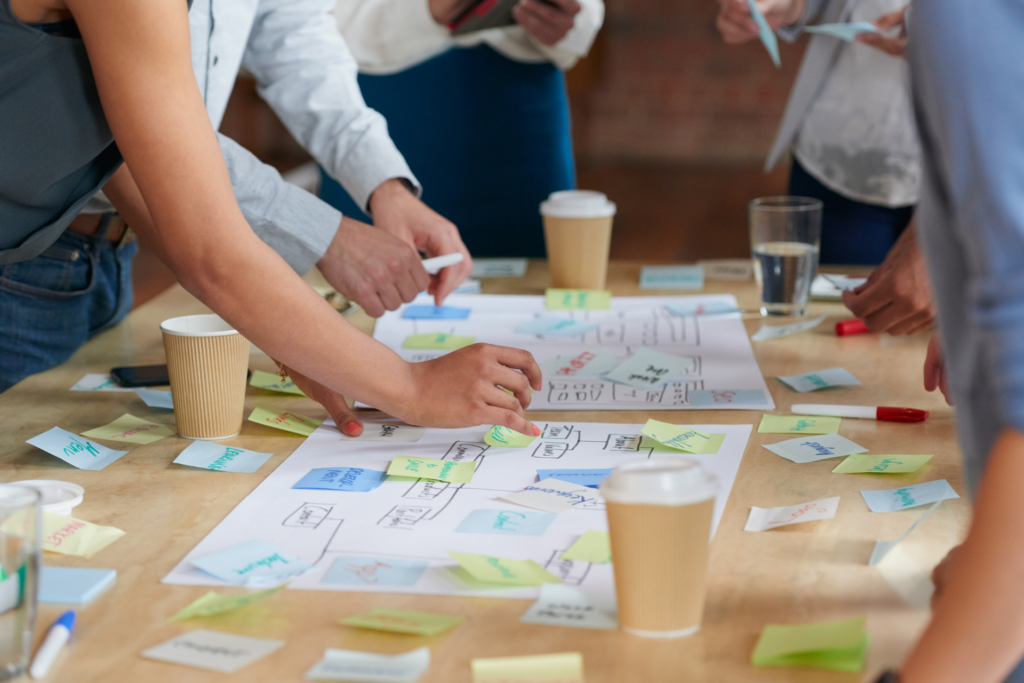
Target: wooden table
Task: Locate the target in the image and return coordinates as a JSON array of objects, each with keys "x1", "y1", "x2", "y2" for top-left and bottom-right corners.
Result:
[{"x1": 1, "y1": 261, "x2": 964, "y2": 683}]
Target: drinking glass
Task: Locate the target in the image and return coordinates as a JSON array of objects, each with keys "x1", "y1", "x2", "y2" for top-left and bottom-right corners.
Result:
[
  {"x1": 0, "y1": 485, "x2": 41, "y2": 680},
  {"x1": 749, "y1": 196, "x2": 823, "y2": 316}
]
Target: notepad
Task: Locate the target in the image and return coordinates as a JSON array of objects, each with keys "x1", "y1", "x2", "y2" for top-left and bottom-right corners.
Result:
[
  {"x1": 752, "y1": 616, "x2": 869, "y2": 671},
  {"x1": 39, "y1": 567, "x2": 116, "y2": 604}
]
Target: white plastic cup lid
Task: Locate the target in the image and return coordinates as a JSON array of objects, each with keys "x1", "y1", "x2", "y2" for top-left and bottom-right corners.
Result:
[
  {"x1": 11, "y1": 480, "x2": 84, "y2": 514},
  {"x1": 160, "y1": 314, "x2": 238, "y2": 337},
  {"x1": 600, "y1": 457, "x2": 717, "y2": 506},
  {"x1": 540, "y1": 190, "x2": 617, "y2": 219}
]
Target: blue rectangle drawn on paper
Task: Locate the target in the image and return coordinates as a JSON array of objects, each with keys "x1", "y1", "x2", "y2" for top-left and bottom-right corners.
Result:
[
  {"x1": 640, "y1": 265, "x2": 704, "y2": 290},
  {"x1": 537, "y1": 469, "x2": 613, "y2": 489},
  {"x1": 402, "y1": 305, "x2": 471, "y2": 320},
  {"x1": 292, "y1": 467, "x2": 386, "y2": 492},
  {"x1": 321, "y1": 556, "x2": 429, "y2": 587},
  {"x1": 454, "y1": 509, "x2": 557, "y2": 536},
  {"x1": 190, "y1": 539, "x2": 314, "y2": 587},
  {"x1": 174, "y1": 441, "x2": 274, "y2": 473},
  {"x1": 688, "y1": 389, "x2": 769, "y2": 407},
  {"x1": 39, "y1": 567, "x2": 117, "y2": 604},
  {"x1": 665, "y1": 300, "x2": 741, "y2": 317},
  {"x1": 860, "y1": 480, "x2": 960, "y2": 513},
  {"x1": 515, "y1": 317, "x2": 600, "y2": 338},
  {"x1": 26, "y1": 427, "x2": 128, "y2": 471}
]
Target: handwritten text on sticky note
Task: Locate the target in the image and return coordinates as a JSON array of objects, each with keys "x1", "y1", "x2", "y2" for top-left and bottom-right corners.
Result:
[
  {"x1": 484, "y1": 425, "x2": 538, "y2": 449},
  {"x1": 448, "y1": 551, "x2": 561, "y2": 586},
  {"x1": 604, "y1": 347, "x2": 694, "y2": 389},
  {"x1": 249, "y1": 369, "x2": 306, "y2": 396},
  {"x1": 744, "y1": 497, "x2": 840, "y2": 532},
  {"x1": 26, "y1": 427, "x2": 128, "y2": 470},
  {"x1": 832, "y1": 454, "x2": 932, "y2": 474},
  {"x1": 247, "y1": 405, "x2": 322, "y2": 436},
  {"x1": 641, "y1": 419, "x2": 719, "y2": 454},
  {"x1": 763, "y1": 433, "x2": 867, "y2": 464},
  {"x1": 403, "y1": 333, "x2": 475, "y2": 350},
  {"x1": 777, "y1": 368, "x2": 860, "y2": 393},
  {"x1": 82, "y1": 413, "x2": 174, "y2": 445},
  {"x1": 174, "y1": 441, "x2": 274, "y2": 473},
  {"x1": 190, "y1": 539, "x2": 315, "y2": 587},
  {"x1": 388, "y1": 456, "x2": 475, "y2": 483},
  {"x1": 545, "y1": 289, "x2": 611, "y2": 310},
  {"x1": 758, "y1": 415, "x2": 841, "y2": 434},
  {"x1": 341, "y1": 608, "x2": 465, "y2": 636}
]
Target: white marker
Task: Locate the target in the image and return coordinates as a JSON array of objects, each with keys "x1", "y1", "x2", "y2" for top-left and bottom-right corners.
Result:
[
  {"x1": 420, "y1": 253, "x2": 464, "y2": 275},
  {"x1": 791, "y1": 404, "x2": 929, "y2": 423},
  {"x1": 30, "y1": 610, "x2": 75, "y2": 679}
]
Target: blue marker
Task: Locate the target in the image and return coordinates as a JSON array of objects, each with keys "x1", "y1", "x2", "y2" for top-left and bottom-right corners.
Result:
[{"x1": 30, "y1": 610, "x2": 75, "y2": 679}]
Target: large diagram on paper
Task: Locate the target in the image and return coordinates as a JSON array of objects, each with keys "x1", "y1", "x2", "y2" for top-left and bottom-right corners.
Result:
[
  {"x1": 163, "y1": 420, "x2": 752, "y2": 600},
  {"x1": 370, "y1": 294, "x2": 774, "y2": 411}
]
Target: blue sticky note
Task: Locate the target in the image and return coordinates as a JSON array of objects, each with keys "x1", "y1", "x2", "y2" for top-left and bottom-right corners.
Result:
[
  {"x1": 640, "y1": 265, "x2": 705, "y2": 290},
  {"x1": 26, "y1": 427, "x2": 128, "y2": 471},
  {"x1": 860, "y1": 480, "x2": 960, "y2": 513},
  {"x1": 777, "y1": 368, "x2": 860, "y2": 393},
  {"x1": 804, "y1": 21, "x2": 881, "y2": 41},
  {"x1": 536, "y1": 469, "x2": 614, "y2": 489},
  {"x1": 321, "y1": 556, "x2": 429, "y2": 587},
  {"x1": 665, "y1": 301, "x2": 742, "y2": 317},
  {"x1": 174, "y1": 441, "x2": 274, "y2": 474},
  {"x1": 689, "y1": 389, "x2": 769, "y2": 407},
  {"x1": 292, "y1": 467, "x2": 387, "y2": 492},
  {"x1": 515, "y1": 317, "x2": 600, "y2": 338},
  {"x1": 39, "y1": 567, "x2": 117, "y2": 604},
  {"x1": 402, "y1": 305, "x2": 471, "y2": 320},
  {"x1": 191, "y1": 539, "x2": 315, "y2": 587},
  {"x1": 455, "y1": 509, "x2": 557, "y2": 536},
  {"x1": 747, "y1": 0, "x2": 780, "y2": 66},
  {"x1": 134, "y1": 388, "x2": 174, "y2": 409}
]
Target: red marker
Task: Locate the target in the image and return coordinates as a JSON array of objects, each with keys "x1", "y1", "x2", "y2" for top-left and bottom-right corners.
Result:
[
  {"x1": 835, "y1": 319, "x2": 870, "y2": 336},
  {"x1": 791, "y1": 404, "x2": 929, "y2": 423}
]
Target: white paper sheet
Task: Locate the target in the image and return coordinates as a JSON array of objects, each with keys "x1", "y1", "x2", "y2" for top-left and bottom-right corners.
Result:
[{"x1": 519, "y1": 584, "x2": 617, "y2": 630}]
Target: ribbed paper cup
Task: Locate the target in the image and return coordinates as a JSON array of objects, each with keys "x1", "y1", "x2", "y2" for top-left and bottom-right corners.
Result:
[
  {"x1": 160, "y1": 315, "x2": 249, "y2": 440},
  {"x1": 600, "y1": 458, "x2": 717, "y2": 638},
  {"x1": 541, "y1": 191, "x2": 616, "y2": 290}
]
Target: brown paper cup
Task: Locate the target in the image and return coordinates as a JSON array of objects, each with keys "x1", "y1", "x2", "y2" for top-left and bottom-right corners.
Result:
[
  {"x1": 541, "y1": 191, "x2": 616, "y2": 290},
  {"x1": 160, "y1": 315, "x2": 249, "y2": 440}
]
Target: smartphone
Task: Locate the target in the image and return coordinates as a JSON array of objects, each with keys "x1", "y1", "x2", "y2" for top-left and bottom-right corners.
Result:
[{"x1": 110, "y1": 364, "x2": 170, "y2": 388}]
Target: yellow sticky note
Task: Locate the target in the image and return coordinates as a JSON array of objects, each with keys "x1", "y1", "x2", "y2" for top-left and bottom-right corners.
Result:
[
  {"x1": 170, "y1": 585, "x2": 284, "y2": 622},
  {"x1": 484, "y1": 425, "x2": 539, "y2": 449},
  {"x1": 247, "y1": 405, "x2": 322, "y2": 436},
  {"x1": 757, "y1": 415, "x2": 841, "y2": 434},
  {"x1": 448, "y1": 551, "x2": 561, "y2": 586},
  {"x1": 642, "y1": 434, "x2": 725, "y2": 455},
  {"x1": 340, "y1": 608, "x2": 465, "y2": 636},
  {"x1": 403, "y1": 333, "x2": 475, "y2": 350},
  {"x1": 81, "y1": 413, "x2": 174, "y2": 445},
  {"x1": 752, "y1": 616, "x2": 869, "y2": 672},
  {"x1": 41, "y1": 511, "x2": 125, "y2": 556},
  {"x1": 641, "y1": 420, "x2": 720, "y2": 454},
  {"x1": 472, "y1": 652, "x2": 584, "y2": 683},
  {"x1": 832, "y1": 454, "x2": 932, "y2": 474},
  {"x1": 388, "y1": 455, "x2": 475, "y2": 483},
  {"x1": 249, "y1": 369, "x2": 306, "y2": 396},
  {"x1": 560, "y1": 530, "x2": 611, "y2": 564},
  {"x1": 545, "y1": 289, "x2": 611, "y2": 310}
]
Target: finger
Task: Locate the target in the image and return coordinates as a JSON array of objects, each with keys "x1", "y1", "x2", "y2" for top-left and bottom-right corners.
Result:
[
  {"x1": 432, "y1": 248, "x2": 472, "y2": 305},
  {"x1": 872, "y1": 8, "x2": 904, "y2": 29},
  {"x1": 484, "y1": 404, "x2": 539, "y2": 439},
  {"x1": 842, "y1": 281, "x2": 895, "y2": 320},
  {"x1": 490, "y1": 345, "x2": 543, "y2": 390},
  {"x1": 716, "y1": 11, "x2": 759, "y2": 43},
  {"x1": 375, "y1": 281, "x2": 405, "y2": 312},
  {"x1": 898, "y1": 313, "x2": 937, "y2": 337},
  {"x1": 861, "y1": 302, "x2": 908, "y2": 333},
  {"x1": 409, "y1": 260, "x2": 431, "y2": 295},
  {"x1": 887, "y1": 309, "x2": 933, "y2": 336},
  {"x1": 515, "y1": 5, "x2": 567, "y2": 45},
  {"x1": 494, "y1": 365, "x2": 534, "y2": 411},
  {"x1": 519, "y1": 0, "x2": 573, "y2": 25},
  {"x1": 324, "y1": 393, "x2": 364, "y2": 437},
  {"x1": 354, "y1": 289, "x2": 386, "y2": 318},
  {"x1": 392, "y1": 268, "x2": 422, "y2": 304}
]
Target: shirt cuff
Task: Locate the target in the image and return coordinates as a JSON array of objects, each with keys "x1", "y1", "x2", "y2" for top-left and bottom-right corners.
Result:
[{"x1": 328, "y1": 128, "x2": 422, "y2": 215}]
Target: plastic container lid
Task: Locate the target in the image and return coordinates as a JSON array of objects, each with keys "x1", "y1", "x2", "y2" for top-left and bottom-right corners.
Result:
[
  {"x1": 160, "y1": 314, "x2": 238, "y2": 337},
  {"x1": 599, "y1": 457, "x2": 717, "y2": 506},
  {"x1": 540, "y1": 190, "x2": 617, "y2": 219},
  {"x1": 12, "y1": 480, "x2": 84, "y2": 516}
]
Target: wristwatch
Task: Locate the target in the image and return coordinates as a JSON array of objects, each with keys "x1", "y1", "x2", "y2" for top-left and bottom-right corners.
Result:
[{"x1": 874, "y1": 671, "x2": 899, "y2": 683}]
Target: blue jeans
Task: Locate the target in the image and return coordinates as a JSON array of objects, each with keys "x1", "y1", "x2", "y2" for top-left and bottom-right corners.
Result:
[{"x1": 0, "y1": 229, "x2": 136, "y2": 392}]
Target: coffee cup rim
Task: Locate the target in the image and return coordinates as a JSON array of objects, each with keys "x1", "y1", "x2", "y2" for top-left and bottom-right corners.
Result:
[
  {"x1": 600, "y1": 457, "x2": 718, "y2": 505},
  {"x1": 160, "y1": 314, "x2": 239, "y2": 337},
  {"x1": 540, "y1": 190, "x2": 616, "y2": 219}
]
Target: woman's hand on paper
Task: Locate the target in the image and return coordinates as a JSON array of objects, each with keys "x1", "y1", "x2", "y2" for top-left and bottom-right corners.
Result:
[
  {"x1": 515, "y1": 0, "x2": 581, "y2": 47},
  {"x1": 715, "y1": 0, "x2": 805, "y2": 43},
  {"x1": 282, "y1": 364, "x2": 365, "y2": 437}
]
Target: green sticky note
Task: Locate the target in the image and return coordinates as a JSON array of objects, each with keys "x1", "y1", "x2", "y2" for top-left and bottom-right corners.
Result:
[
  {"x1": 169, "y1": 585, "x2": 284, "y2": 622},
  {"x1": 832, "y1": 454, "x2": 933, "y2": 474},
  {"x1": 340, "y1": 608, "x2": 465, "y2": 636},
  {"x1": 247, "y1": 405, "x2": 322, "y2": 436},
  {"x1": 82, "y1": 413, "x2": 175, "y2": 444},
  {"x1": 752, "y1": 616, "x2": 869, "y2": 672},
  {"x1": 560, "y1": 530, "x2": 611, "y2": 564},
  {"x1": 388, "y1": 455, "x2": 475, "y2": 483},
  {"x1": 757, "y1": 415, "x2": 841, "y2": 434},
  {"x1": 640, "y1": 420, "x2": 719, "y2": 454},
  {"x1": 545, "y1": 289, "x2": 612, "y2": 310},
  {"x1": 248, "y1": 369, "x2": 306, "y2": 396},
  {"x1": 484, "y1": 425, "x2": 538, "y2": 449},
  {"x1": 403, "y1": 333, "x2": 475, "y2": 350},
  {"x1": 448, "y1": 551, "x2": 561, "y2": 586}
]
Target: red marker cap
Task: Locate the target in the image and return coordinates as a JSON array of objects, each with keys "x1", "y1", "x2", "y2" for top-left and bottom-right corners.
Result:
[
  {"x1": 877, "y1": 407, "x2": 930, "y2": 423},
  {"x1": 836, "y1": 319, "x2": 870, "y2": 336}
]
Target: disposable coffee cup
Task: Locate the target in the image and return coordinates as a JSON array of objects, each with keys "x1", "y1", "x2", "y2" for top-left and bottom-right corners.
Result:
[
  {"x1": 600, "y1": 457, "x2": 718, "y2": 638},
  {"x1": 160, "y1": 315, "x2": 249, "y2": 440},
  {"x1": 540, "y1": 190, "x2": 616, "y2": 290}
]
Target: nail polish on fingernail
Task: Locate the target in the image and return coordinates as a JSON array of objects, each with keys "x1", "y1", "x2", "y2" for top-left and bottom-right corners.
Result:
[
  {"x1": 533, "y1": 425, "x2": 541, "y2": 436},
  {"x1": 344, "y1": 423, "x2": 359, "y2": 436}
]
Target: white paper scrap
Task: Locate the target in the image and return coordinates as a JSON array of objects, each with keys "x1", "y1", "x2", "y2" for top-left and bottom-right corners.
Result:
[
  {"x1": 751, "y1": 315, "x2": 828, "y2": 341},
  {"x1": 519, "y1": 584, "x2": 617, "y2": 630},
  {"x1": 869, "y1": 501, "x2": 943, "y2": 566},
  {"x1": 763, "y1": 433, "x2": 867, "y2": 464},
  {"x1": 744, "y1": 496, "x2": 840, "y2": 532},
  {"x1": 472, "y1": 258, "x2": 528, "y2": 278},
  {"x1": 70, "y1": 373, "x2": 133, "y2": 392},
  {"x1": 499, "y1": 478, "x2": 602, "y2": 513},
  {"x1": 306, "y1": 647, "x2": 430, "y2": 682},
  {"x1": 141, "y1": 629, "x2": 284, "y2": 674}
]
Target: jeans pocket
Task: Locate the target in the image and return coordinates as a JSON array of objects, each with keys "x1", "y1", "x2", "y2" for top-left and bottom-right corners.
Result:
[{"x1": 0, "y1": 244, "x2": 96, "y2": 301}]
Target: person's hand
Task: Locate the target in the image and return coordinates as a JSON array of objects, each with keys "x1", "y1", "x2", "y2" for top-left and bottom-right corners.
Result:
[
  {"x1": 402, "y1": 344, "x2": 543, "y2": 435},
  {"x1": 277, "y1": 364, "x2": 365, "y2": 437},
  {"x1": 923, "y1": 334, "x2": 952, "y2": 406},
  {"x1": 857, "y1": 5, "x2": 908, "y2": 57},
  {"x1": 369, "y1": 179, "x2": 473, "y2": 308},
  {"x1": 842, "y1": 221, "x2": 936, "y2": 335},
  {"x1": 428, "y1": 0, "x2": 478, "y2": 23},
  {"x1": 514, "y1": 0, "x2": 581, "y2": 47},
  {"x1": 715, "y1": 0, "x2": 805, "y2": 44},
  {"x1": 930, "y1": 544, "x2": 961, "y2": 609}
]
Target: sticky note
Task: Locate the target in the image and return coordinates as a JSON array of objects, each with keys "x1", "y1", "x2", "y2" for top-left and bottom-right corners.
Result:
[
  {"x1": 141, "y1": 630, "x2": 284, "y2": 674},
  {"x1": 763, "y1": 433, "x2": 867, "y2": 464},
  {"x1": 757, "y1": 415, "x2": 841, "y2": 434},
  {"x1": 869, "y1": 500, "x2": 942, "y2": 566},
  {"x1": 69, "y1": 373, "x2": 133, "y2": 392},
  {"x1": 804, "y1": 21, "x2": 881, "y2": 41},
  {"x1": 292, "y1": 467, "x2": 387, "y2": 492},
  {"x1": 832, "y1": 454, "x2": 932, "y2": 474},
  {"x1": 744, "y1": 496, "x2": 840, "y2": 532},
  {"x1": 537, "y1": 469, "x2": 612, "y2": 489},
  {"x1": 26, "y1": 427, "x2": 128, "y2": 470},
  {"x1": 341, "y1": 608, "x2": 465, "y2": 636},
  {"x1": 341, "y1": 422, "x2": 426, "y2": 443},
  {"x1": 134, "y1": 387, "x2": 174, "y2": 409},
  {"x1": 249, "y1": 369, "x2": 306, "y2": 396},
  {"x1": 82, "y1": 413, "x2": 174, "y2": 445},
  {"x1": 174, "y1": 441, "x2": 274, "y2": 473},
  {"x1": 545, "y1": 289, "x2": 611, "y2": 310},
  {"x1": 402, "y1": 304, "x2": 471, "y2": 320},
  {"x1": 515, "y1": 317, "x2": 599, "y2": 338},
  {"x1": 698, "y1": 259, "x2": 753, "y2": 280},
  {"x1": 472, "y1": 258, "x2": 528, "y2": 278},
  {"x1": 665, "y1": 300, "x2": 742, "y2": 317},
  {"x1": 860, "y1": 479, "x2": 959, "y2": 513},
  {"x1": 560, "y1": 530, "x2": 612, "y2": 564},
  {"x1": 448, "y1": 552, "x2": 561, "y2": 587},
  {"x1": 388, "y1": 455, "x2": 475, "y2": 483},
  {"x1": 191, "y1": 539, "x2": 315, "y2": 587},
  {"x1": 484, "y1": 425, "x2": 539, "y2": 449},
  {"x1": 41, "y1": 511, "x2": 125, "y2": 556},
  {"x1": 688, "y1": 389, "x2": 768, "y2": 407},
  {"x1": 540, "y1": 348, "x2": 618, "y2": 379},
  {"x1": 247, "y1": 405, "x2": 322, "y2": 436},
  {"x1": 306, "y1": 647, "x2": 430, "y2": 682},
  {"x1": 604, "y1": 347, "x2": 694, "y2": 388},
  {"x1": 455, "y1": 509, "x2": 557, "y2": 536},
  {"x1": 746, "y1": 0, "x2": 781, "y2": 67},
  {"x1": 641, "y1": 420, "x2": 719, "y2": 454},
  {"x1": 752, "y1": 617, "x2": 869, "y2": 672},
  {"x1": 642, "y1": 433, "x2": 725, "y2": 455},
  {"x1": 639, "y1": 265, "x2": 704, "y2": 290},
  {"x1": 39, "y1": 567, "x2": 116, "y2": 604},
  {"x1": 472, "y1": 652, "x2": 584, "y2": 683},
  {"x1": 322, "y1": 556, "x2": 429, "y2": 587},
  {"x1": 751, "y1": 315, "x2": 828, "y2": 341},
  {"x1": 519, "y1": 584, "x2": 617, "y2": 630},
  {"x1": 777, "y1": 368, "x2": 860, "y2": 392},
  {"x1": 169, "y1": 585, "x2": 284, "y2": 622},
  {"x1": 499, "y1": 479, "x2": 602, "y2": 513},
  {"x1": 402, "y1": 333, "x2": 475, "y2": 350}
]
